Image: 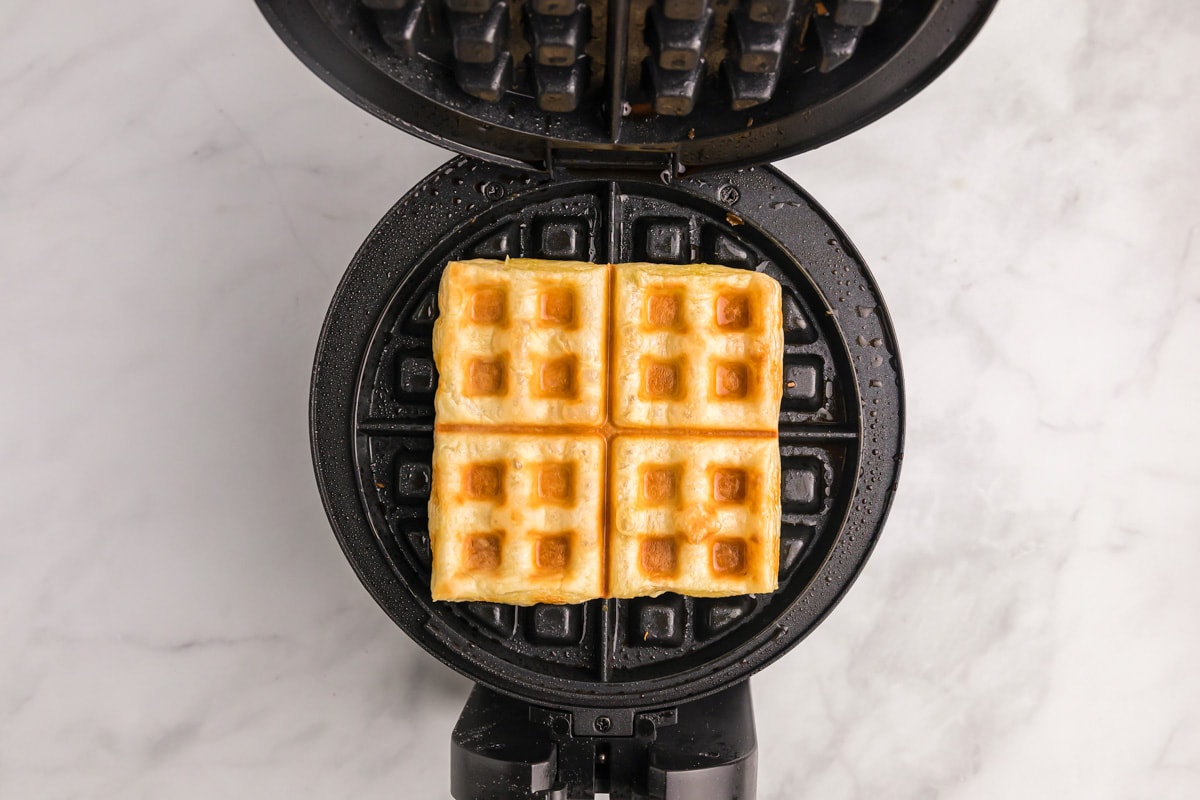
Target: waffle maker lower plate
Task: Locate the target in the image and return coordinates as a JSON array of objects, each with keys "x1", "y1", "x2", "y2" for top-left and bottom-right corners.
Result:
[{"x1": 313, "y1": 156, "x2": 901, "y2": 709}]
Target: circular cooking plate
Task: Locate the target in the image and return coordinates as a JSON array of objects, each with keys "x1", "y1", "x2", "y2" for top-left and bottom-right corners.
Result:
[{"x1": 311, "y1": 156, "x2": 903, "y2": 709}]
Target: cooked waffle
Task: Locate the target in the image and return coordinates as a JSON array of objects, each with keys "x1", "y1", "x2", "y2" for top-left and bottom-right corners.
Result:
[
  {"x1": 430, "y1": 258, "x2": 782, "y2": 604},
  {"x1": 433, "y1": 258, "x2": 608, "y2": 427},
  {"x1": 612, "y1": 262, "x2": 783, "y2": 431},
  {"x1": 607, "y1": 436, "x2": 780, "y2": 598},
  {"x1": 429, "y1": 431, "x2": 606, "y2": 604}
]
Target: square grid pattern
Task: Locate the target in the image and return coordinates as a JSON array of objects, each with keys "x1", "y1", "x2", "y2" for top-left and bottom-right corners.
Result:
[
  {"x1": 432, "y1": 258, "x2": 607, "y2": 426},
  {"x1": 612, "y1": 262, "x2": 780, "y2": 430},
  {"x1": 430, "y1": 258, "x2": 782, "y2": 604},
  {"x1": 610, "y1": 436, "x2": 780, "y2": 597},
  {"x1": 430, "y1": 432, "x2": 605, "y2": 604}
]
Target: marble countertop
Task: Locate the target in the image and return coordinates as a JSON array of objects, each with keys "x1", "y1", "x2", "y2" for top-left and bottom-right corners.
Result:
[{"x1": 2, "y1": 0, "x2": 1198, "y2": 797}]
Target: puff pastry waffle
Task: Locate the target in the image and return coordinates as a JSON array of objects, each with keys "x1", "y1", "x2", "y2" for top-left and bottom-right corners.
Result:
[{"x1": 430, "y1": 258, "x2": 782, "y2": 604}]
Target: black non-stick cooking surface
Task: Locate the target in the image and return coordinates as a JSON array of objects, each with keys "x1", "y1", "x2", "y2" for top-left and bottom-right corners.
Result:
[
  {"x1": 311, "y1": 155, "x2": 903, "y2": 710},
  {"x1": 258, "y1": 0, "x2": 997, "y2": 171}
]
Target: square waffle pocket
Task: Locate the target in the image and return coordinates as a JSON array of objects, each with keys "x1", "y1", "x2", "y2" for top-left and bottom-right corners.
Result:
[
  {"x1": 431, "y1": 258, "x2": 783, "y2": 604},
  {"x1": 432, "y1": 258, "x2": 608, "y2": 427},
  {"x1": 612, "y1": 262, "x2": 782, "y2": 431},
  {"x1": 608, "y1": 436, "x2": 781, "y2": 598},
  {"x1": 429, "y1": 432, "x2": 606, "y2": 604}
]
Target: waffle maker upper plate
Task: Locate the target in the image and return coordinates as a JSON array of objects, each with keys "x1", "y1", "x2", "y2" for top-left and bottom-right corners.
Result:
[{"x1": 258, "y1": 0, "x2": 996, "y2": 711}]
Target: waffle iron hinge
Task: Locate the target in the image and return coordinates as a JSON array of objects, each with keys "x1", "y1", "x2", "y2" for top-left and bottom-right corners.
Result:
[
  {"x1": 451, "y1": 681, "x2": 758, "y2": 800},
  {"x1": 545, "y1": 146, "x2": 681, "y2": 184}
]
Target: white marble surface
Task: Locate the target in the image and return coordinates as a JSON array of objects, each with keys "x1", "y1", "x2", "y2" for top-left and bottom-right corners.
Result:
[{"x1": 2, "y1": 0, "x2": 1198, "y2": 797}]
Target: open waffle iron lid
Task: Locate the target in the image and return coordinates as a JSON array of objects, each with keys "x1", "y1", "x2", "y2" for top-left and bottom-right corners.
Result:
[{"x1": 256, "y1": 0, "x2": 997, "y2": 172}]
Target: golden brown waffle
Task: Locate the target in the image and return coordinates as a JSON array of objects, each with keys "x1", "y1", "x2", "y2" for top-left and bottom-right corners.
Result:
[
  {"x1": 432, "y1": 258, "x2": 608, "y2": 427},
  {"x1": 430, "y1": 431, "x2": 606, "y2": 604},
  {"x1": 612, "y1": 262, "x2": 782, "y2": 431},
  {"x1": 429, "y1": 258, "x2": 782, "y2": 604},
  {"x1": 608, "y1": 436, "x2": 780, "y2": 598}
]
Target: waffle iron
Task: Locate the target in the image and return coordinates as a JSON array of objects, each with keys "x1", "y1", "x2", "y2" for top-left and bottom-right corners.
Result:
[{"x1": 254, "y1": 1, "x2": 996, "y2": 797}]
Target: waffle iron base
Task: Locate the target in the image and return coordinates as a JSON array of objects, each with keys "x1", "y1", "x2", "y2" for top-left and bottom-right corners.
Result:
[{"x1": 310, "y1": 156, "x2": 904, "y2": 713}]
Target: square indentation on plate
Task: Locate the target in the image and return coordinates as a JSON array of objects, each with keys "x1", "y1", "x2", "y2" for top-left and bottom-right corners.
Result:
[
  {"x1": 471, "y1": 224, "x2": 519, "y2": 259},
  {"x1": 536, "y1": 218, "x2": 589, "y2": 259},
  {"x1": 396, "y1": 522, "x2": 431, "y2": 562},
  {"x1": 527, "y1": 604, "x2": 584, "y2": 645},
  {"x1": 406, "y1": 290, "x2": 439, "y2": 332},
  {"x1": 628, "y1": 596, "x2": 685, "y2": 646},
  {"x1": 783, "y1": 356, "x2": 824, "y2": 411},
  {"x1": 396, "y1": 462, "x2": 432, "y2": 498},
  {"x1": 465, "y1": 602, "x2": 517, "y2": 637},
  {"x1": 695, "y1": 597, "x2": 754, "y2": 639},
  {"x1": 636, "y1": 218, "x2": 689, "y2": 263},
  {"x1": 782, "y1": 292, "x2": 818, "y2": 343},
  {"x1": 701, "y1": 226, "x2": 756, "y2": 270},
  {"x1": 781, "y1": 459, "x2": 822, "y2": 512},
  {"x1": 397, "y1": 356, "x2": 436, "y2": 394},
  {"x1": 779, "y1": 523, "x2": 816, "y2": 575}
]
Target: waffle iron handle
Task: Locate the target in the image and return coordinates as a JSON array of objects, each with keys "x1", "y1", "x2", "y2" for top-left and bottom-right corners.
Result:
[{"x1": 451, "y1": 681, "x2": 758, "y2": 799}]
